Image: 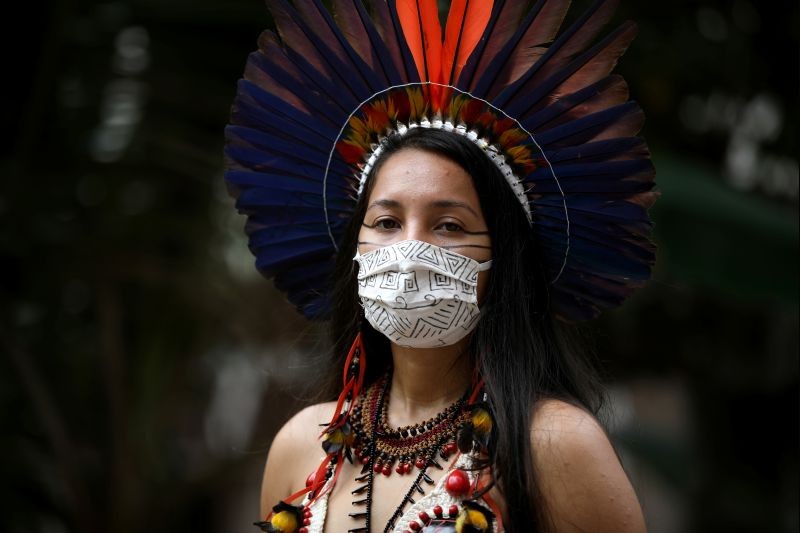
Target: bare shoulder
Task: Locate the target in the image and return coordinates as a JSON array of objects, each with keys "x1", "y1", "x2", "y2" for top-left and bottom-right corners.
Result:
[
  {"x1": 530, "y1": 399, "x2": 646, "y2": 533},
  {"x1": 259, "y1": 401, "x2": 335, "y2": 518}
]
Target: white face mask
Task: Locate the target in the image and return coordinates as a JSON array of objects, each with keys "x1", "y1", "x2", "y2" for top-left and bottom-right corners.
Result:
[{"x1": 353, "y1": 239, "x2": 492, "y2": 348}]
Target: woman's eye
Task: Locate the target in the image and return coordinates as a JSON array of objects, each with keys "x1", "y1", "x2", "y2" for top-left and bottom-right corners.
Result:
[
  {"x1": 438, "y1": 222, "x2": 463, "y2": 232},
  {"x1": 373, "y1": 219, "x2": 399, "y2": 230}
]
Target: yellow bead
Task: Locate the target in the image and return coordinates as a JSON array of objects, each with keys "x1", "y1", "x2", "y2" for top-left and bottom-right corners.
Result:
[{"x1": 270, "y1": 510, "x2": 298, "y2": 532}]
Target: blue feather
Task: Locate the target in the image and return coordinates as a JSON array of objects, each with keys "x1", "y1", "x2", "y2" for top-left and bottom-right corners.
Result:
[
  {"x1": 232, "y1": 80, "x2": 341, "y2": 141},
  {"x1": 266, "y1": 0, "x2": 376, "y2": 100},
  {"x1": 531, "y1": 101, "x2": 642, "y2": 147},
  {"x1": 491, "y1": 0, "x2": 618, "y2": 109},
  {"x1": 506, "y1": 20, "x2": 637, "y2": 119},
  {"x1": 247, "y1": 44, "x2": 358, "y2": 117},
  {"x1": 333, "y1": 0, "x2": 405, "y2": 86}
]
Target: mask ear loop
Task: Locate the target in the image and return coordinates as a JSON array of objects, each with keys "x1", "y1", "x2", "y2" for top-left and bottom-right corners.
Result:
[{"x1": 477, "y1": 259, "x2": 493, "y2": 272}]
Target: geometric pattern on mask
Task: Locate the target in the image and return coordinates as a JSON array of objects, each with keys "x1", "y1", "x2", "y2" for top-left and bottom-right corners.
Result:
[
  {"x1": 356, "y1": 240, "x2": 483, "y2": 348},
  {"x1": 361, "y1": 296, "x2": 479, "y2": 348},
  {"x1": 357, "y1": 240, "x2": 480, "y2": 287}
]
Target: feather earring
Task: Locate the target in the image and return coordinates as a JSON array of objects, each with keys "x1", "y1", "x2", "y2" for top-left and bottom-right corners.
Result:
[{"x1": 321, "y1": 331, "x2": 366, "y2": 448}]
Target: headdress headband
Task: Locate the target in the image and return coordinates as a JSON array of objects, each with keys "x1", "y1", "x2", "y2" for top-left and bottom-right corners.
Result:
[{"x1": 225, "y1": 0, "x2": 658, "y2": 321}]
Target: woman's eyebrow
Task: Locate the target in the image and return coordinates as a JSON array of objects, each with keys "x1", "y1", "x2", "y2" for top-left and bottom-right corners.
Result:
[
  {"x1": 428, "y1": 200, "x2": 480, "y2": 218},
  {"x1": 365, "y1": 198, "x2": 401, "y2": 212},
  {"x1": 365, "y1": 198, "x2": 480, "y2": 218}
]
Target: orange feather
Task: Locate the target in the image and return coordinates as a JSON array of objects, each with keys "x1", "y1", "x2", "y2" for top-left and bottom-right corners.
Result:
[
  {"x1": 396, "y1": 0, "x2": 442, "y2": 83},
  {"x1": 442, "y1": 0, "x2": 493, "y2": 85}
]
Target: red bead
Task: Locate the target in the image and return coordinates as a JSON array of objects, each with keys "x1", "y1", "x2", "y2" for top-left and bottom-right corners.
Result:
[
  {"x1": 449, "y1": 504, "x2": 459, "y2": 517},
  {"x1": 303, "y1": 509, "x2": 312, "y2": 518},
  {"x1": 361, "y1": 456, "x2": 370, "y2": 465},
  {"x1": 373, "y1": 462, "x2": 382, "y2": 473},
  {"x1": 303, "y1": 517, "x2": 311, "y2": 526},
  {"x1": 382, "y1": 465, "x2": 392, "y2": 476},
  {"x1": 445, "y1": 442, "x2": 458, "y2": 454},
  {"x1": 409, "y1": 521, "x2": 421, "y2": 531},
  {"x1": 305, "y1": 471, "x2": 316, "y2": 487},
  {"x1": 299, "y1": 528, "x2": 308, "y2": 533},
  {"x1": 414, "y1": 458, "x2": 425, "y2": 469},
  {"x1": 418, "y1": 511, "x2": 430, "y2": 523},
  {"x1": 445, "y1": 469, "x2": 470, "y2": 497},
  {"x1": 433, "y1": 505, "x2": 443, "y2": 517}
]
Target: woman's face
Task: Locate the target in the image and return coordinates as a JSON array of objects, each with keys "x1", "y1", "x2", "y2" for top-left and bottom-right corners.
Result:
[{"x1": 358, "y1": 148, "x2": 492, "y2": 301}]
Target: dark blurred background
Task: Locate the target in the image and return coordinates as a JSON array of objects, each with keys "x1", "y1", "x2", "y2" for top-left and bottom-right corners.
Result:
[{"x1": 1, "y1": 1, "x2": 797, "y2": 532}]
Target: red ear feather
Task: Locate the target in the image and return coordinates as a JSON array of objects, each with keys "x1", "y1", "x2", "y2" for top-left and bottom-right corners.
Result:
[
  {"x1": 442, "y1": 0, "x2": 493, "y2": 85},
  {"x1": 396, "y1": 0, "x2": 443, "y2": 83}
]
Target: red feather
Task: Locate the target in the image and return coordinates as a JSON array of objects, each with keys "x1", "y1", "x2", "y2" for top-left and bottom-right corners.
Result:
[
  {"x1": 396, "y1": 0, "x2": 443, "y2": 83},
  {"x1": 336, "y1": 140, "x2": 366, "y2": 164},
  {"x1": 442, "y1": 0, "x2": 494, "y2": 85}
]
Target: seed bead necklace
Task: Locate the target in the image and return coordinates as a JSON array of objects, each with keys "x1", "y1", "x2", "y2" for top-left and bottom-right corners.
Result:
[{"x1": 349, "y1": 372, "x2": 470, "y2": 533}]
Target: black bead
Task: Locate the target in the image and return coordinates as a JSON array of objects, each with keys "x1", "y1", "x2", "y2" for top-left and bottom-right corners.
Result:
[{"x1": 351, "y1": 483, "x2": 369, "y2": 495}]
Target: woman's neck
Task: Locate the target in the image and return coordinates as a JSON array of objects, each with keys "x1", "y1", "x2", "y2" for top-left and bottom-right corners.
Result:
[{"x1": 385, "y1": 339, "x2": 473, "y2": 427}]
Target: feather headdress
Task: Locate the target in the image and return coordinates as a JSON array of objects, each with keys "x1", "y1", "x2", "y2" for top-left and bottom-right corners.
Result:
[{"x1": 225, "y1": 0, "x2": 657, "y2": 321}]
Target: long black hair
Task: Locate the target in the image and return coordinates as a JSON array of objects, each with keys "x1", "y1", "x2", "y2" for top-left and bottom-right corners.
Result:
[{"x1": 325, "y1": 127, "x2": 605, "y2": 532}]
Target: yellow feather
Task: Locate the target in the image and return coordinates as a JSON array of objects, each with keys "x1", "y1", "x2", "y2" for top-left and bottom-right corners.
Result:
[
  {"x1": 467, "y1": 509, "x2": 489, "y2": 529},
  {"x1": 455, "y1": 507, "x2": 490, "y2": 532},
  {"x1": 471, "y1": 408, "x2": 493, "y2": 435}
]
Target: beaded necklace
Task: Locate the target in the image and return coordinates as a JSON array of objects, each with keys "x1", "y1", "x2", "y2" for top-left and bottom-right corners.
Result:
[
  {"x1": 255, "y1": 334, "x2": 500, "y2": 533},
  {"x1": 349, "y1": 373, "x2": 469, "y2": 533}
]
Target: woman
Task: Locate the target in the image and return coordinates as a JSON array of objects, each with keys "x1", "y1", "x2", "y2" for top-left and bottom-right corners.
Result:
[
  {"x1": 259, "y1": 127, "x2": 647, "y2": 532},
  {"x1": 225, "y1": 1, "x2": 657, "y2": 532}
]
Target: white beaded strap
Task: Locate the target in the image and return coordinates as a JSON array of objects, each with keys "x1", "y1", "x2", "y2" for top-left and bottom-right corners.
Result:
[{"x1": 357, "y1": 117, "x2": 532, "y2": 225}]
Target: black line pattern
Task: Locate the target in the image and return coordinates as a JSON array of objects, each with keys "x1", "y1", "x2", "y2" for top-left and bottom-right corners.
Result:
[{"x1": 355, "y1": 240, "x2": 489, "y2": 347}]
